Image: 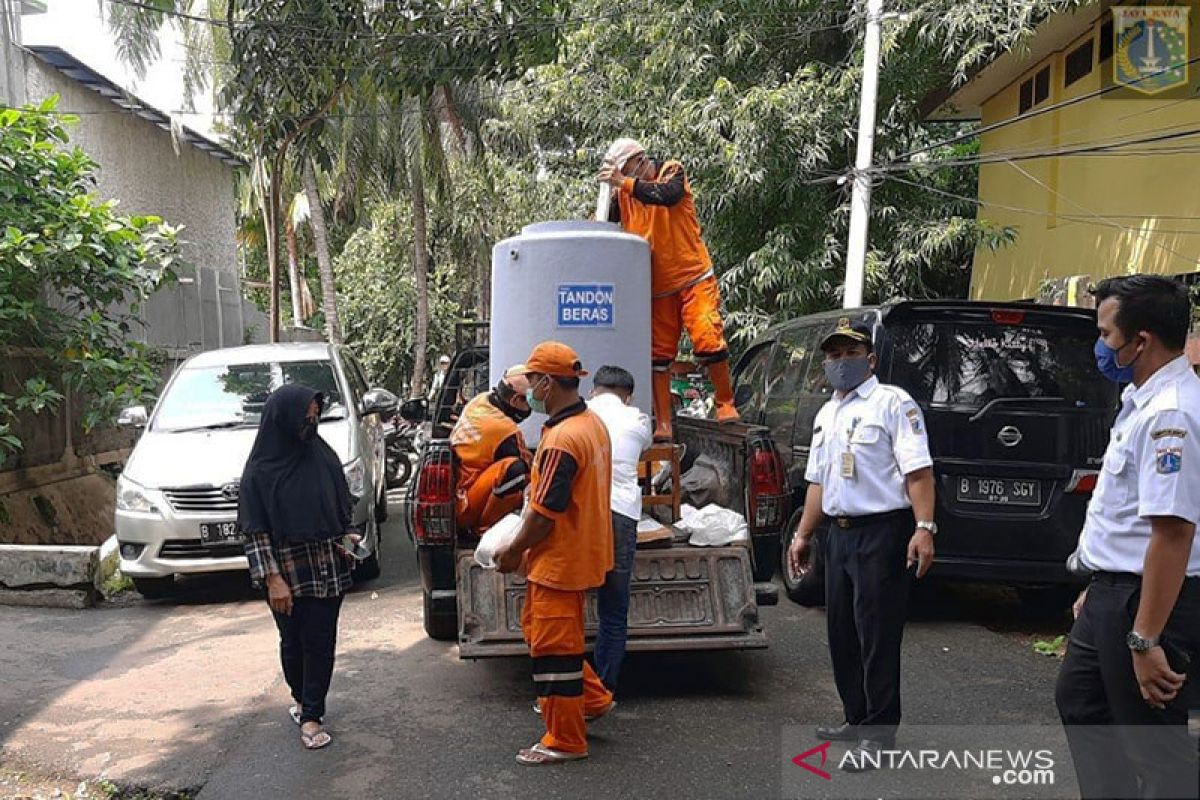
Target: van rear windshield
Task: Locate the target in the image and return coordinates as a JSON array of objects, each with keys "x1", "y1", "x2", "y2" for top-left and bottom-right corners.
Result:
[{"x1": 887, "y1": 322, "x2": 1116, "y2": 409}]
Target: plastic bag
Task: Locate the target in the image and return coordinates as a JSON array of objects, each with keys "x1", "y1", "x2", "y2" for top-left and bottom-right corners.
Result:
[
  {"x1": 677, "y1": 503, "x2": 749, "y2": 547},
  {"x1": 474, "y1": 513, "x2": 523, "y2": 568}
]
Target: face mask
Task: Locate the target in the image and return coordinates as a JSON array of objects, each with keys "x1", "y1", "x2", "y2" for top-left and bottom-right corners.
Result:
[
  {"x1": 824, "y1": 356, "x2": 872, "y2": 392},
  {"x1": 300, "y1": 417, "x2": 319, "y2": 441},
  {"x1": 526, "y1": 379, "x2": 548, "y2": 416},
  {"x1": 1094, "y1": 337, "x2": 1139, "y2": 384}
]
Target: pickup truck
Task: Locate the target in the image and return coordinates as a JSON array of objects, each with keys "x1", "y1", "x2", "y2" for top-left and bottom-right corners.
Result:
[{"x1": 400, "y1": 326, "x2": 786, "y2": 656}]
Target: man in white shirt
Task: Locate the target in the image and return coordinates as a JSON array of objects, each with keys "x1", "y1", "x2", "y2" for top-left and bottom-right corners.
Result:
[
  {"x1": 588, "y1": 365, "x2": 653, "y2": 691},
  {"x1": 787, "y1": 319, "x2": 936, "y2": 770},
  {"x1": 1056, "y1": 276, "x2": 1200, "y2": 799}
]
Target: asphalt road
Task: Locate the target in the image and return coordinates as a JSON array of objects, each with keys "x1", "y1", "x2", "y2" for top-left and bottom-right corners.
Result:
[{"x1": 0, "y1": 498, "x2": 1078, "y2": 800}]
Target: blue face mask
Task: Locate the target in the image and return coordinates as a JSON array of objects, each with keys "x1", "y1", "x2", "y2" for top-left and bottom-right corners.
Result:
[
  {"x1": 1094, "y1": 337, "x2": 1137, "y2": 384},
  {"x1": 824, "y1": 356, "x2": 872, "y2": 392},
  {"x1": 526, "y1": 379, "x2": 548, "y2": 415}
]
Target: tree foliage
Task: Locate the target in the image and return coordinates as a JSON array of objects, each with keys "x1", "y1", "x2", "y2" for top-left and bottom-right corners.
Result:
[{"x1": 0, "y1": 99, "x2": 180, "y2": 463}]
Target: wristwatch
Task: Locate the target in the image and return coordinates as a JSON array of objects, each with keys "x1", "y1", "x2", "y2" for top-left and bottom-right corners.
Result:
[
  {"x1": 1127, "y1": 630, "x2": 1159, "y2": 653},
  {"x1": 915, "y1": 520, "x2": 938, "y2": 536}
]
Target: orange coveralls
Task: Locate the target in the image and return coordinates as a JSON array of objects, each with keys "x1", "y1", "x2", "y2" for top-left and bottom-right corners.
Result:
[
  {"x1": 523, "y1": 401, "x2": 614, "y2": 753},
  {"x1": 449, "y1": 392, "x2": 531, "y2": 532},
  {"x1": 612, "y1": 160, "x2": 730, "y2": 367}
]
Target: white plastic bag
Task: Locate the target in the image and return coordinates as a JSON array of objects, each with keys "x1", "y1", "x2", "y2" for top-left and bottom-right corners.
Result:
[
  {"x1": 474, "y1": 513, "x2": 523, "y2": 568},
  {"x1": 678, "y1": 503, "x2": 749, "y2": 547}
]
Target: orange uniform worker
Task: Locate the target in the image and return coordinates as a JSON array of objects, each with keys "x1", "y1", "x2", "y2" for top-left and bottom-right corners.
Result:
[
  {"x1": 449, "y1": 366, "x2": 533, "y2": 532},
  {"x1": 494, "y1": 342, "x2": 616, "y2": 765},
  {"x1": 600, "y1": 137, "x2": 740, "y2": 441}
]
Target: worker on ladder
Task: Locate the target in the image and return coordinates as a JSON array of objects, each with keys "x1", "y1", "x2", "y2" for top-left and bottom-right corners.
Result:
[{"x1": 599, "y1": 138, "x2": 740, "y2": 442}]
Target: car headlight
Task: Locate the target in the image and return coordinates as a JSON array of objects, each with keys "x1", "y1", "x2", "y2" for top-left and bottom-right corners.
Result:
[
  {"x1": 116, "y1": 475, "x2": 160, "y2": 515},
  {"x1": 344, "y1": 459, "x2": 365, "y2": 499}
]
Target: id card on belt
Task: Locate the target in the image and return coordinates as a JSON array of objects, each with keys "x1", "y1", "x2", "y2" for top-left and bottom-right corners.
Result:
[{"x1": 840, "y1": 451, "x2": 856, "y2": 479}]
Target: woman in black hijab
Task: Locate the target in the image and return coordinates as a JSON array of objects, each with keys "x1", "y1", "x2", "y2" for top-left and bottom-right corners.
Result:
[{"x1": 239, "y1": 383, "x2": 356, "y2": 750}]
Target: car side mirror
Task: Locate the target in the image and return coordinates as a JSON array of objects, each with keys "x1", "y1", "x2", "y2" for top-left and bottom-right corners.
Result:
[
  {"x1": 117, "y1": 405, "x2": 149, "y2": 428},
  {"x1": 362, "y1": 388, "x2": 399, "y2": 418},
  {"x1": 399, "y1": 397, "x2": 428, "y2": 423}
]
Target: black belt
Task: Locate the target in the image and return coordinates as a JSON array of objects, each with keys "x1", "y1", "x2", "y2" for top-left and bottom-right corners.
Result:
[
  {"x1": 1093, "y1": 570, "x2": 1200, "y2": 591},
  {"x1": 830, "y1": 509, "x2": 911, "y2": 530}
]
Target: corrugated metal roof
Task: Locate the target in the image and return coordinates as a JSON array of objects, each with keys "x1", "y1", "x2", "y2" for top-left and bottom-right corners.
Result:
[{"x1": 23, "y1": 44, "x2": 245, "y2": 168}]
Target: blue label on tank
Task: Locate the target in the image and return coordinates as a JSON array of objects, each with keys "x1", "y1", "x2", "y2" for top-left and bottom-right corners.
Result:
[{"x1": 557, "y1": 283, "x2": 614, "y2": 328}]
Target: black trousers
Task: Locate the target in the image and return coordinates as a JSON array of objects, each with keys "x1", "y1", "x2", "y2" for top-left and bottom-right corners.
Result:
[
  {"x1": 824, "y1": 512, "x2": 913, "y2": 744},
  {"x1": 271, "y1": 595, "x2": 344, "y2": 724},
  {"x1": 1055, "y1": 572, "x2": 1200, "y2": 799}
]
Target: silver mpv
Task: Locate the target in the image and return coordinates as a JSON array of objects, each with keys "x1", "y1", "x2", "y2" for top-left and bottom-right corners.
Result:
[{"x1": 114, "y1": 343, "x2": 396, "y2": 597}]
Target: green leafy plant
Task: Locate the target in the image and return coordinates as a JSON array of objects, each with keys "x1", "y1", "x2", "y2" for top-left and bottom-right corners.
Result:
[
  {"x1": 0, "y1": 97, "x2": 181, "y2": 466},
  {"x1": 1032, "y1": 635, "x2": 1066, "y2": 657}
]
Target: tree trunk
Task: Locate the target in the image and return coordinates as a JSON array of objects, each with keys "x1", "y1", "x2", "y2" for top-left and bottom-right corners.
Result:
[
  {"x1": 303, "y1": 158, "x2": 342, "y2": 344},
  {"x1": 265, "y1": 156, "x2": 283, "y2": 342},
  {"x1": 408, "y1": 153, "x2": 431, "y2": 400},
  {"x1": 285, "y1": 216, "x2": 304, "y2": 327}
]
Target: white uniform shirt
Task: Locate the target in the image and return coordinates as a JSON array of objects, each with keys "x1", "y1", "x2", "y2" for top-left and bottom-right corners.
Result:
[
  {"x1": 804, "y1": 375, "x2": 933, "y2": 517},
  {"x1": 1078, "y1": 356, "x2": 1200, "y2": 576},
  {"x1": 588, "y1": 393, "x2": 653, "y2": 521}
]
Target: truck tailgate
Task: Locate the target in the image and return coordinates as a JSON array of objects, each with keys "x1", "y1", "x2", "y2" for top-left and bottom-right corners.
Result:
[{"x1": 457, "y1": 544, "x2": 767, "y2": 658}]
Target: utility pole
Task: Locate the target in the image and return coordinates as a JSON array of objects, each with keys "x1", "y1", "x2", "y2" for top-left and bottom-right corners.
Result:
[{"x1": 843, "y1": 0, "x2": 884, "y2": 309}]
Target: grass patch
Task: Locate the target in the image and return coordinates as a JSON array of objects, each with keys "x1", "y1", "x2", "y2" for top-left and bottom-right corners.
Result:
[{"x1": 98, "y1": 551, "x2": 133, "y2": 598}]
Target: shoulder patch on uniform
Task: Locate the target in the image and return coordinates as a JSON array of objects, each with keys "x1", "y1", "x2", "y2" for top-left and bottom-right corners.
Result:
[
  {"x1": 905, "y1": 407, "x2": 923, "y2": 434},
  {"x1": 1151, "y1": 428, "x2": 1187, "y2": 440},
  {"x1": 1156, "y1": 446, "x2": 1183, "y2": 475}
]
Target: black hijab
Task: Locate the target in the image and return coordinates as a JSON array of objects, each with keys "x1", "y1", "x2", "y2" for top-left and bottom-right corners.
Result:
[{"x1": 237, "y1": 383, "x2": 352, "y2": 543}]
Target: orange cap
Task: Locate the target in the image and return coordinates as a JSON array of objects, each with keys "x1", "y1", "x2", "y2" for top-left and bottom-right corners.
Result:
[{"x1": 522, "y1": 341, "x2": 589, "y2": 378}]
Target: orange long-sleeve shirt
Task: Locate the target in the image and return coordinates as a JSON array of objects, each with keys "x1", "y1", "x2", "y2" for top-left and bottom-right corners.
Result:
[{"x1": 611, "y1": 160, "x2": 713, "y2": 297}]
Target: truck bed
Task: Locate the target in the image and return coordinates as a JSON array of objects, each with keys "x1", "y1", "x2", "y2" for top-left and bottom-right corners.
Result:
[{"x1": 456, "y1": 542, "x2": 767, "y2": 658}]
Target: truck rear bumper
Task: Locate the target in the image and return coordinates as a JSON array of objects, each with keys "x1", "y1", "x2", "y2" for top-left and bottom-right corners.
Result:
[{"x1": 456, "y1": 545, "x2": 768, "y2": 659}]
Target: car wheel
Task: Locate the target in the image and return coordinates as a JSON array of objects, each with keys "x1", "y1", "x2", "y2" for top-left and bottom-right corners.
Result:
[
  {"x1": 423, "y1": 588, "x2": 458, "y2": 641},
  {"x1": 1016, "y1": 586, "x2": 1078, "y2": 619},
  {"x1": 132, "y1": 576, "x2": 175, "y2": 599},
  {"x1": 353, "y1": 516, "x2": 382, "y2": 582},
  {"x1": 780, "y1": 513, "x2": 825, "y2": 607}
]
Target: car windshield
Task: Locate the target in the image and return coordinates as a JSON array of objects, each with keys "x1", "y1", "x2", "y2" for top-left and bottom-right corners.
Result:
[
  {"x1": 888, "y1": 322, "x2": 1116, "y2": 410},
  {"x1": 152, "y1": 360, "x2": 345, "y2": 432}
]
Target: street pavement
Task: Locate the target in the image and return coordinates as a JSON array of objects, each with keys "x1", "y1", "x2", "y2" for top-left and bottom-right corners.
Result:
[{"x1": 0, "y1": 496, "x2": 1075, "y2": 800}]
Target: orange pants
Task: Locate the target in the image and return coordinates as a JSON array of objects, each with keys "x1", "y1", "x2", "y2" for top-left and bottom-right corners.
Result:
[
  {"x1": 455, "y1": 457, "x2": 527, "y2": 531},
  {"x1": 652, "y1": 275, "x2": 730, "y2": 365},
  {"x1": 522, "y1": 581, "x2": 613, "y2": 753}
]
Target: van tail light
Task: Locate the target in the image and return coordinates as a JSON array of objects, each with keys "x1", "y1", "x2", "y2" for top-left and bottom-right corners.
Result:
[
  {"x1": 748, "y1": 438, "x2": 788, "y2": 531},
  {"x1": 1066, "y1": 469, "x2": 1099, "y2": 494},
  {"x1": 991, "y1": 309, "x2": 1026, "y2": 325},
  {"x1": 414, "y1": 449, "x2": 456, "y2": 545}
]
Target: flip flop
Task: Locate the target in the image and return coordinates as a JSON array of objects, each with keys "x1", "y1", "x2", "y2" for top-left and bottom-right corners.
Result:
[
  {"x1": 301, "y1": 729, "x2": 332, "y2": 750},
  {"x1": 289, "y1": 705, "x2": 302, "y2": 725},
  {"x1": 516, "y1": 742, "x2": 588, "y2": 765},
  {"x1": 531, "y1": 699, "x2": 617, "y2": 722}
]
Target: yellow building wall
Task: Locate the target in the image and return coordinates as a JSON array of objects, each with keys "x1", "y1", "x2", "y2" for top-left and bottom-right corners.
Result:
[{"x1": 969, "y1": 24, "x2": 1200, "y2": 301}]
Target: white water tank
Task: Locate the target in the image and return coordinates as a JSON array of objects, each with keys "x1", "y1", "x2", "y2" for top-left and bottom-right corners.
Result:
[{"x1": 490, "y1": 220, "x2": 651, "y2": 446}]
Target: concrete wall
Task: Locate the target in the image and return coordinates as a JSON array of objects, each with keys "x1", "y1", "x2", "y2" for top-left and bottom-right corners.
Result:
[
  {"x1": 0, "y1": 2, "x2": 26, "y2": 108},
  {"x1": 970, "y1": 14, "x2": 1200, "y2": 300},
  {"x1": 24, "y1": 56, "x2": 238, "y2": 284}
]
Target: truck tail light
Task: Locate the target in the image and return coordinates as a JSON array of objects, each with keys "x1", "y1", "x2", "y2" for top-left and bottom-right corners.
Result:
[
  {"x1": 1066, "y1": 469, "x2": 1099, "y2": 494},
  {"x1": 414, "y1": 450, "x2": 456, "y2": 545},
  {"x1": 748, "y1": 440, "x2": 788, "y2": 531},
  {"x1": 991, "y1": 309, "x2": 1026, "y2": 325}
]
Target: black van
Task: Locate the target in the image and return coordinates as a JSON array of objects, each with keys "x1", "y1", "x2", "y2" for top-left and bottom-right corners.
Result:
[{"x1": 732, "y1": 301, "x2": 1120, "y2": 611}]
